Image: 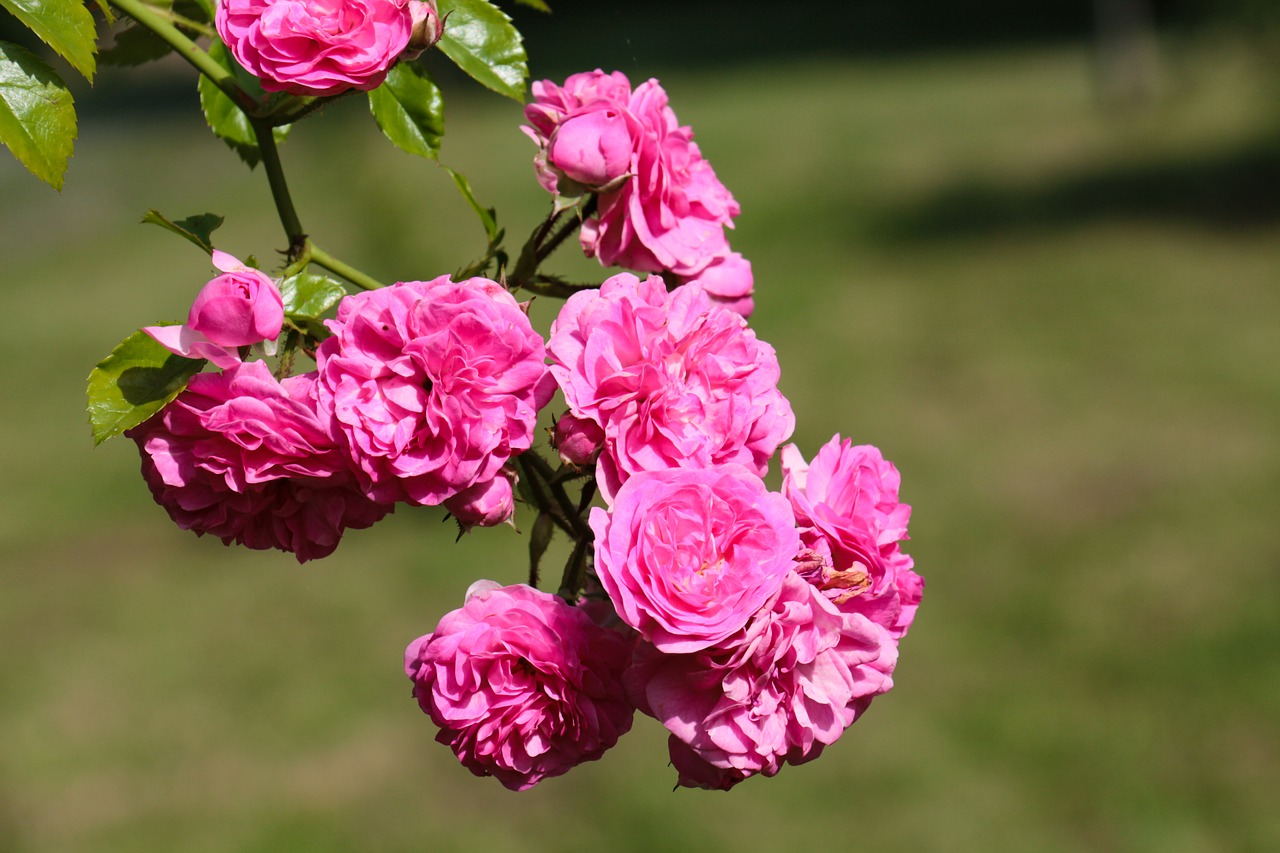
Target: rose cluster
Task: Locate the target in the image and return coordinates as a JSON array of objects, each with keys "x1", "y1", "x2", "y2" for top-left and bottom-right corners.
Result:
[
  {"x1": 524, "y1": 70, "x2": 756, "y2": 316},
  {"x1": 406, "y1": 271, "x2": 922, "y2": 791},
  {"x1": 121, "y1": 66, "x2": 921, "y2": 792},
  {"x1": 132, "y1": 268, "x2": 552, "y2": 561}
]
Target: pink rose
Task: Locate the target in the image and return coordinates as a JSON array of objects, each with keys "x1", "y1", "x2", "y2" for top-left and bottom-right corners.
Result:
[
  {"x1": 126, "y1": 361, "x2": 390, "y2": 562},
  {"x1": 524, "y1": 70, "x2": 741, "y2": 278},
  {"x1": 145, "y1": 251, "x2": 284, "y2": 370},
  {"x1": 628, "y1": 573, "x2": 898, "y2": 790},
  {"x1": 405, "y1": 581, "x2": 635, "y2": 791},
  {"x1": 315, "y1": 277, "x2": 555, "y2": 506},
  {"x1": 677, "y1": 251, "x2": 754, "y2": 318},
  {"x1": 442, "y1": 467, "x2": 516, "y2": 532},
  {"x1": 589, "y1": 464, "x2": 799, "y2": 653},
  {"x1": 547, "y1": 273, "x2": 794, "y2": 501},
  {"x1": 216, "y1": 0, "x2": 416, "y2": 97},
  {"x1": 782, "y1": 436, "x2": 922, "y2": 639}
]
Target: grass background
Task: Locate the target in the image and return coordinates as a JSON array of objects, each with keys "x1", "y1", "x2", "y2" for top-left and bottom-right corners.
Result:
[{"x1": 2, "y1": 27, "x2": 1279, "y2": 853}]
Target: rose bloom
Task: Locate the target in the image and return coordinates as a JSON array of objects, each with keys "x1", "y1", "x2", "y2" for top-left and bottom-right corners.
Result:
[
  {"x1": 405, "y1": 581, "x2": 635, "y2": 791},
  {"x1": 216, "y1": 0, "x2": 418, "y2": 97},
  {"x1": 627, "y1": 573, "x2": 898, "y2": 790},
  {"x1": 315, "y1": 277, "x2": 555, "y2": 506},
  {"x1": 782, "y1": 436, "x2": 923, "y2": 639},
  {"x1": 589, "y1": 464, "x2": 800, "y2": 653},
  {"x1": 145, "y1": 250, "x2": 284, "y2": 370},
  {"x1": 547, "y1": 273, "x2": 793, "y2": 501},
  {"x1": 524, "y1": 69, "x2": 741, "y2": 279},
  {"x1": 126, "y1": 361, "x2": 390, "y2": 562}
]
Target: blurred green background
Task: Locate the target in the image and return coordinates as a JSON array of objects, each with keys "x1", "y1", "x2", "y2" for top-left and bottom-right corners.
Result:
[{"x1": 3, "y1": 2, "x2": 1280, "y2": 851}]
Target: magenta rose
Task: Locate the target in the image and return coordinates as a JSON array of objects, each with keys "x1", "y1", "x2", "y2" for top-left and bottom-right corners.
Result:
[
  {"x1": 782, "y1": 436, "x2": 923, "y2": 639},
  {"x1": 216, "y1": 0, "x2": 416, "y2": 97},
  {"x1": 627, "y1": 573, "x2": 898, "y2": 790},
  {"x1": 315, "y1": 277, "x2": 555, "y2": 506},
  {"x1": 145, "y1": 251, "x2": 284, "y2": 370},
  {"x1": 126, "y1": 361, "x2": 390, "y2": 562},
  {"x1": 548, "y1": 273, "x2": 794, "y2": 501},
  {"x1": 589, "y1": 464, "x2": 799, "y2": 653},
  {"x1": 524, "y1": 70, "x2": 741, "y2": 278},
  {"x1": 405, "y1": 581, "x2": 636, "y2": 791}
]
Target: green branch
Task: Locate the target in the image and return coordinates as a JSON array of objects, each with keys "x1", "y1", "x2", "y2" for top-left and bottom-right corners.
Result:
[
  {"x1": 309, "y1": 244, "x2": 387, "y2": 291},
  {"x1": 252, "y1": 119, "x2": 305, "y2": 250}
]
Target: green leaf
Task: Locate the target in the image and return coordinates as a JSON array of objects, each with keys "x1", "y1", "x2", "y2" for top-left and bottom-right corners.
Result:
[
  {"x1": 280, "y1": 271, "x2": 346, "y2": 321},
  {"x1": 436, "y1": 0, "x2": 527, "y2": 101},
  {"x1": 141, "y1": 209, "x2": 223, "y2": 254},
  {"x1": 368, "y1": 61, "x2": 444, "y2": 160},
  {"x1": 0, "y1": 41, "x2": 75, "y2": 190},
  {"x1": 198, "y1": 38, "x2": 289, "y2": 168},
  {"x1": 0, "y1": 0, "x2": 97, "y2": 82},
  {"x1": 510, "y1": 0, "x2": 549, "y2": 12},
  {"x1": 86, "y1": 331, "x2": 205, "y2": 445},
  {"x1": 442, "y1": 164, "x2": 499, "y2": 243},
  {"x1": 100, "y1": 23, "x2": 172, "y2": 67}
]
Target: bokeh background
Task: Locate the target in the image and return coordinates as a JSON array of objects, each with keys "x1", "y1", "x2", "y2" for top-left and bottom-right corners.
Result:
[{"x1": 3, "y1": 1, "x2": 1279, "y2": 850}]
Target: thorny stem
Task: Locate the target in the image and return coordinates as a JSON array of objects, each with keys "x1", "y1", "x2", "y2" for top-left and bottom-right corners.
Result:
[{"x1": 535, "y1": 194, "x2": 597, "y2": 265}]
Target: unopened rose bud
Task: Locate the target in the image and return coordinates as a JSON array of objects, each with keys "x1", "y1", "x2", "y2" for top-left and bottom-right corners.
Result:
[
  {"x1": 547, "y1": 108, "x2": 634, "y2": 190},
  {"x1": 444, "y1": 468, "x2": 516, "y2": 533},
  {"x1": 553, "y1": 412, "x2": 604, "y2": 468},
  {"x1": 403, "y1": 0, "x2": 443, "y2": 59},
  {"x1": 145, "y1": 251, "x2": 284, "y2": 370},
  {"x1": 188, "y1": 251, "x2": 284, "y2": 347}
]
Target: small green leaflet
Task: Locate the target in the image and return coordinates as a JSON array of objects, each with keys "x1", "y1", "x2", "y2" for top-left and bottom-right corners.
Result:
[
  {"x1": 86, "y1": 331, "x2": 206, "y2": 445},
  {"x1": 141, "y1": 209, "x2": 224, "y2": 254},
  {"x1": 442, "y1": 165, "x2": 499, "y2": 243},
  {"x1": 0, "y1": 0, "x2": 97, "y2": 82},
  {"x1": 0, "y1": 41, "x2": 75, "y2": 190},
  {"x1": 436, "y1": 0, "x2": 528, "y2": 101},
  {"x1": 279, "y1": 271, "x2": 347, "y2": 321},
  {"x1": 368, "y1": 62, "x2": 445, "y2": 160}
]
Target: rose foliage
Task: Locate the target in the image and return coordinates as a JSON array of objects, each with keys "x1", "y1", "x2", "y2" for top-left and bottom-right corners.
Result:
[{"x1": 22, "y1": 0, "x2": 929, "y2": 793}]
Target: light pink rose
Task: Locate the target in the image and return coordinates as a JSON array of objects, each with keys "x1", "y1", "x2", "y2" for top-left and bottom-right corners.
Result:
[
  {"x1": 443, "y1": 467, "x2": 515, "y2": 532},
  {"x1": 677, "y1": 251, "x2": 754, "y2": 318},
  {"x1": 547, "y1": 273, "x2": 794, "y2": 501},
  {"x1": 315, "y1": 277, "x2": 555, "y2": 506},
  {"x1": 145, "y1": 251, "x2": 284, "y2": 370},
  {"x1": 126, "y1": 361, "x2": 390, "y2": 562},
  {"x1": 589, "y1": 464, "x2": 800, "y2": 653},
  {"x1": 405, "y1": 581, "x2": 635, "y2": 791},
  {"x1": 216, "y1": 0, "x2": 416, "y2": 97},
  {"x1": 524, "y1": 70, "x2": 741, "y2": 278},
  {"x1": 782, "y1": 436, "x2": 922, "y2": 639},
  {"x1": 627, "y1": 573, "x2": 898, "y2": 790}
]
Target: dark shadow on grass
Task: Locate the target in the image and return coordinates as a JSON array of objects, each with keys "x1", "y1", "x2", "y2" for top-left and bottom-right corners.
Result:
[{"x1": 876, "y1": 135, "x2": 1280, "y2": 241}]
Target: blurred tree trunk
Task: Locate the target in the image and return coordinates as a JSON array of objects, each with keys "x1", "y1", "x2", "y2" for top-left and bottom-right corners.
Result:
[{"x1": 1093, "y1": 0, "x2": 1161, "y2": 107}]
